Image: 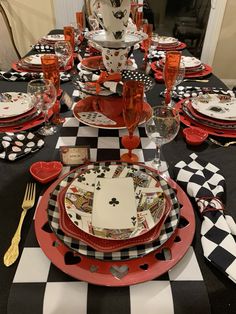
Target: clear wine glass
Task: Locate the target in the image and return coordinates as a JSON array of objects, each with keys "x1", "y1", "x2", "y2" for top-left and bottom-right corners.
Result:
[
  {"x1": 54, "y1": 40, "x2": 73, "y2": 69},
  {"x1": 145, "y1": 106, "x2": 180, "y2": 173},
  {"x1": 27, "y1": 79, "x2": 57, "y2": 136}
]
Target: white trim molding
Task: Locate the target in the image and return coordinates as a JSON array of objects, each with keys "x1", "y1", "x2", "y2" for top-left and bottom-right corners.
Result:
[
  {"x1": 221, "y1": 79, "x2": 236, "y2": 89},
  {"x1": 201, "y1": 0, "x2": 227, "y2": 65}
]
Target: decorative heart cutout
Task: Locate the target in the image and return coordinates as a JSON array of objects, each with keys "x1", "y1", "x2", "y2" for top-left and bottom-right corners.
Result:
[
  {"x1": 30, "y1": 161, "x2": 63, "y2": 184},
  {"x1": 139, "y1": 263, "x2": 149, "y2": 271},
  {"x1": 110, "y1": 265, "x2": 129, "y2": 279},
  {"x1": 183, "y1": 127, "x2": 208, "y2": 146},
  {"x1": 64, "y1": 251, "x2": 81, "y2": 265},
  {"x1": 42, "y1": 222, "x2": 53, "y2": 233}
]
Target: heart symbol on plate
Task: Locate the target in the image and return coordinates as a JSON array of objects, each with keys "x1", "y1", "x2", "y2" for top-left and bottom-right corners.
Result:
[
  {"x1": 64, "y1": 251, "x2": 81, "y2": 265},
  {"x1": 30, "y1": 161, "x2": 63, "y2": 184},
  {"x1": 110, "y1": 265, "x2": 129, "y2": 279}
]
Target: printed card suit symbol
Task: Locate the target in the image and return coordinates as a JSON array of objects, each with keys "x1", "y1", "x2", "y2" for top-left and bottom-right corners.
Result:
[
  {"x1": 114, "y1": 51, "x2": 120, "y2": 56},
  {"x1": 106, "y1": 55, "x2": 110, "y2": 60},
  {"x1": 109, "y1": 197, "x2": 119, "y2": 206},
  {"x1": 110, "y1": 265, "x2": 129, "y2": 279},
  {"x1": 118, "y1": 62, "x2": 122, "y2": 67},
  {"x1": 64, "y1": 251, "x2": 81, "y2": 265},
  {"x1": 42, "y1": 222, "x2": 53, "y2": 233},
  {"x1": 71, "y1": 187, "x2": 79, "y2": 193},
  {"x1": 131, "y1": 216, "x2": 136, "y2": 226},
  {"x1": 3, "y1": 107, "x2": 9, "y2": 110}
]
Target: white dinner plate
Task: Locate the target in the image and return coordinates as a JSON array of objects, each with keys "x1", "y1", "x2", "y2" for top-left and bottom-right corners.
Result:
[
  {"x1": 0, "y1": 92, "x2": 33, "y2": 118},
  {"x1": 192, "y1": 93, "x2": 236, "y2": 121}
]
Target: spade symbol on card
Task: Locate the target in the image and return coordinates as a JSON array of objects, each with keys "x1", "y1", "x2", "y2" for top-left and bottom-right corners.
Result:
[
  {"x1": 96, "y1": 181, "x2": 101, "y2": 190},
  {"x1": 131, "y1": 216, "x2": 137, "y2": 226}
]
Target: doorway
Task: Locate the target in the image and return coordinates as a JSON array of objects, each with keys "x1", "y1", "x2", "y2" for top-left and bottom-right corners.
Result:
[{"x1": 146, "y1": 0, "x2": 211, "y2": 58}]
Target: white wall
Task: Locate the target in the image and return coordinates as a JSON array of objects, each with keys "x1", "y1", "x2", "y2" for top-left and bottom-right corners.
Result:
[{"x1": 53, "y1": 0, "x2": 84, "y2": 28}]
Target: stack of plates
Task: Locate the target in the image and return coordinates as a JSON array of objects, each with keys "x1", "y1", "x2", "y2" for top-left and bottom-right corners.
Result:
[
  {"x1": 176, "y1": 93, "x2": 236, "y2": 136},
  {"x1": 39, "y1": 34, "x2": 65, "y2": 45},
  {"x1": 13, "y1": 53, "x2": 68, "y2": 73},
  {"x1": 157, "y1": 36, "x2": 179, "y2": 49},
  {"x1": 35, "y1": 161, "x2": 195, "y2": 285},
  {"x1": 49, "y1": 163, "x2": 181, "y2": 254},
  {"x1": 159, "y1": 56, "x2": 204, "y2": 74},
  {"x1": 151, "y1": 55, "x2": 212, "y2": 80},
  {"x1": 0, "y1": 92, "x2": 52, "y2": 132}
]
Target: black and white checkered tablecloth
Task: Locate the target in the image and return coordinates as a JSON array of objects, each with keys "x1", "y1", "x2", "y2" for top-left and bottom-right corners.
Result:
[{"x1": 7, "y1": 100, "x2": 211, "y2": 313}]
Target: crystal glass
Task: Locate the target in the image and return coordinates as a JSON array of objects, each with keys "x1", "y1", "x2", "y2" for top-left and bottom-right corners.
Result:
[
  {"x1": 163, "y1": 51, "x2": 182, "y2": 106},
  {"x1": 145, "y1": 106, "x2": 180, "y2": 173},
  {"x1": 121, "y1": 81, "x2": 144, "y2": 162},
  {"x1": 27, "y1": 79, "x2": 57, "y2": 136},
  {"x1": 54, "y1": 40, "x2": 73, "y2": 69}
]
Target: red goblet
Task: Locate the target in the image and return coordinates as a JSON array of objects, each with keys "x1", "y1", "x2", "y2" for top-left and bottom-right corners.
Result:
[
  {"x1": 121, "y1": 81, "x2": 144, "y2": 162},
  {"x1": 163, "y1": 51, "x2": 181, "y2": 106}
]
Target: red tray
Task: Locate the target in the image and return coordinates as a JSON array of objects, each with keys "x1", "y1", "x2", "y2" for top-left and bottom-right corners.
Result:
[
  {"x1": 176, "y1": 99, "x2": 236, "y2": 138},
  {"x1": 73, "y1": 96, "x2": 153, "y2": 129},
  {"x1": 35, "y1": 163, "x2": 195, "y2": 286}
]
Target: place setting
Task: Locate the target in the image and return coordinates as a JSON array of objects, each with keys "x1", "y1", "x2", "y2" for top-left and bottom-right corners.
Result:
[{"x1": 151, "y1": 54, "x2": 212, "y2": 82}]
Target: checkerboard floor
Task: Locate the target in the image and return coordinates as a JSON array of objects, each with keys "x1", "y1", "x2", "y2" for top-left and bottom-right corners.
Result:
[{"x1": 7, "y1": 115, "x2": 211, "y2": 314}]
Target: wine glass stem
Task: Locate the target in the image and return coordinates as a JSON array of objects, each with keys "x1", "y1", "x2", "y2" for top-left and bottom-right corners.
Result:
[
  {"x1": 44, "y1": 110, "x2": 50, "y2": 128},
  {"x1": 153, "y1": 145, "x2": 161, "y2": 166}
]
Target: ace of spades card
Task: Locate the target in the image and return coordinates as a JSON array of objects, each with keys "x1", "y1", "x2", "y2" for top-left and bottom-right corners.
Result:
[{"x1": 92, "y1": 177, "x2": 137, "y2": 230}]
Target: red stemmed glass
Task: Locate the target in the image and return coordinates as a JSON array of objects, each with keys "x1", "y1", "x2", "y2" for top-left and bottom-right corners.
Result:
[
  {"x1": 121, "y1": 81, "x2": 144, "y2": 162},
  {"x1": 163, "y1": 51, "x2": 182, "y2": 106},
  {"x1": 142, "y1": 23, "x2": 153, "y2": 61},
  {"x1": 135, "y1": 11, "x2": 143, "y2": 31}
]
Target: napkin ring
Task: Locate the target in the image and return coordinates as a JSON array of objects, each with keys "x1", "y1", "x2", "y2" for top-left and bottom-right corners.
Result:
[{"x1": 197, "y1": 196, "x2": 225, "y2": 215}]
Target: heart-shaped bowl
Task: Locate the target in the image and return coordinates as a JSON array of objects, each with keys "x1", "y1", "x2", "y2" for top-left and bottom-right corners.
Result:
[
  {"x1": 30, "y1": 161, "x2": 63, "y2": 184},
  {"x1": 183, "y1": 126, "x2": 208, "y2": 146}
]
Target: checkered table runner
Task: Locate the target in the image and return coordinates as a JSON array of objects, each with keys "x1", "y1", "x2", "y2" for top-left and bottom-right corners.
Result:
[{"x1": 7, "y1": 98, "x2": 211, "y2": 314}]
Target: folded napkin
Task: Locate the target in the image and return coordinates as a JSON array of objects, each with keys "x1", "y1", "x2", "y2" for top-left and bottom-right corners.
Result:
[
  {"x1": 174, "y1": 153, "x2": 236, "y2": 283},
  {"x1": 0, "y1": 132, "x2": 44, "y2": 161},
  {"x1": 74, "y1": 69, "x2": 123, "y2": 95},
  {"x1": 160, "y1": 86, "x2": 235, "y2": 101},
  {"x1": 0, "y1": 71, "x2": 71, "y2": 82}
]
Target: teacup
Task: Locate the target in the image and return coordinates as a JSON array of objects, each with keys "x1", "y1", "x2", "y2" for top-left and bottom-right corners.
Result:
[
  {"x1": 95, "y1": 0, "x2": 131, "y2": 41},
  {"x1": 101, "y1": 46, "x2": 130, "y2": 73}
]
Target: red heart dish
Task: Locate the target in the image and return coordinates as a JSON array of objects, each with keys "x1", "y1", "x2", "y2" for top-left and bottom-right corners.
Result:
[
  {"x1": 183, "y1": 127, "x2": 208, "y2": 146},
  {"x1": 30, "y1": 161, "x2": 63, "y2": 184}
]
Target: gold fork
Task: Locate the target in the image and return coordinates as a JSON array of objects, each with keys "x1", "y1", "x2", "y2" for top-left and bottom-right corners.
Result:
[
  {"x1": 209, "y1": 138, "x2": 236, "y2": 147},
  {"x1": 4, "y1": 183, "x2": 36, "y2": 267}
]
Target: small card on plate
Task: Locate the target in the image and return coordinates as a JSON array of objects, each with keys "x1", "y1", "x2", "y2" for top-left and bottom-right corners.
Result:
[
  {"x1": 92, "y1": 177, "x2": 137, "y2": 230},
  {"x1": 79, "y1": 111, "x2": 116, "y2": 125}
]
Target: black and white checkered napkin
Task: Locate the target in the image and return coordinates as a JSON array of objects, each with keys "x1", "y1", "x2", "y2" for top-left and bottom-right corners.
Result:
[
  {"x1": 174, "y1": 153, "x2": 236, "y2": 283},
  {"x1": 0, "y1": 71, "x2": 71, "y2": 82}
]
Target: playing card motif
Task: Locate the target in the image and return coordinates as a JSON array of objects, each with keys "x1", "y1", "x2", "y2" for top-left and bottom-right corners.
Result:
[{"x1": 78, "y1": 111, "x2": 117, "y2": 126}]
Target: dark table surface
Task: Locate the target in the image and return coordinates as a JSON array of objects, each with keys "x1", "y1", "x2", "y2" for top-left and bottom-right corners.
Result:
[{"x1": 1, "y1": 30, "x2": 236, "y2": 314}]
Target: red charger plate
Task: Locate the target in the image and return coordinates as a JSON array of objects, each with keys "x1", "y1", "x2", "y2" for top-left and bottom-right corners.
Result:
[
  {"x1": 141, "y1": 41, "x2": 186, "y2": 52},
  {"x1": 34, "y1": 163, "x2": 195, "y2": 286},
  {"x1": 73, "y1": 96, "x2": 152, "y2": 129}
]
